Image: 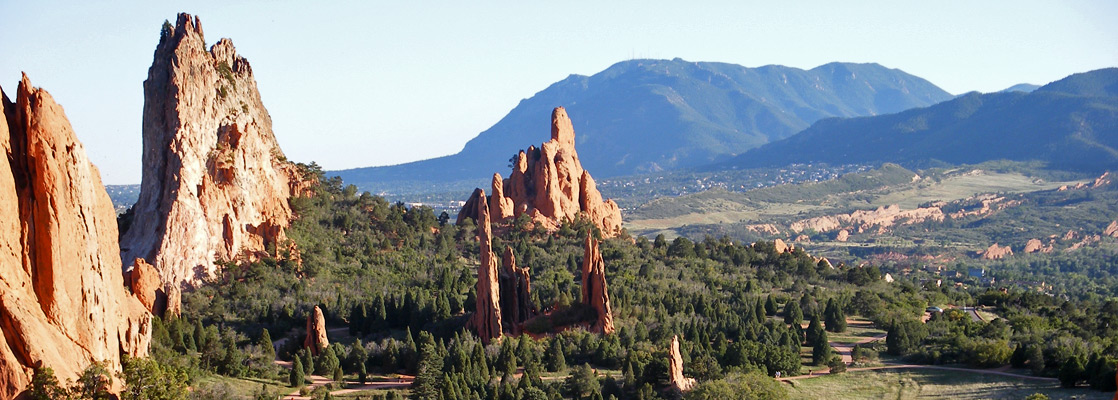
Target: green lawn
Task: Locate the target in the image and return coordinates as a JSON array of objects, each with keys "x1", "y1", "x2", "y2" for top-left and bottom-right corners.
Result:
[{"x1": 787, "y1": 369, "x2": 1112, "y2": 400}]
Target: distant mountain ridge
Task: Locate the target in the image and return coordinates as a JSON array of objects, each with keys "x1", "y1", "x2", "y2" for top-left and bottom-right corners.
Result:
[
  {"x1": 333, "y1": 59, "x2": 952, "y2": 188},
  {"x1": 720, "y1": 68, "x2": 1118, "y2": 172}
]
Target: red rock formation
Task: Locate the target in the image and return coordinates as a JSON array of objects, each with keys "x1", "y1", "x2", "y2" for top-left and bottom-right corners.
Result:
[
  {"x1": 304, "y1": 306, "x2": 328, "y2": 355},
  {"x1": 458, "y1": 107, "x2": 622, "y2": 237},
  {"x1": 668, "y1": 335, "x2": 696, "y2": 393},
  {"x1": 581, "y1": 236, "x2": 615, "y2": 334},
  {"x1": 835, "y1": 229, "x2": 850, "y2": 242},
  {"x1": 468, "y1": 191, "x2": 503, "y2": 343},
  {"x1": 127, "y1": 258, "x2": 165, "y2": 316},
  {"x1": 1023, "y1": 239, "x2": 1044, "y2": 254},
  {"x1": 773, "y1": 238, "x2": 791, "y2": 254},
  {"x1": 120, "y1": 13, "x2": 305, "y2": 289},
  {"x1": 981, "y1": 243, "x2": 1013, "y2": 260},
  {"x1": 1105, "y1": 221, "x2": 1118, "y2": 238},
  {"x1": 0, "y1": 75, "x2": 151, "y2": 398},
  {"x1": 498, "y1": 246, "x2": 535, "y2": 335}
]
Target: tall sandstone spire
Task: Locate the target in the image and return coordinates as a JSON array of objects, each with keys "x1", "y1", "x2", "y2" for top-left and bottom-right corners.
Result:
[
  {"x1": 469, "y1": 190, "x2": 503, "y2": 343},
  {"x1": 458, "y1": 107, "x2": 623, "y2": 238},
  {"x1": 581, "y1": 236, "x2": 615, "y2": 334},
  {"x1": 0, "y1": 75, "x2": 151, "y2": 398},
  {"x1": 120, "y1": 13, "x2": 306, "y2": 289}
]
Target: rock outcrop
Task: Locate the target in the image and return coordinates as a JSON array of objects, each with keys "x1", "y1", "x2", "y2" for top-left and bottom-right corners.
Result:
[
  {"x1": 120, "y1": 13, "x2": 306, "y2": 290},
  {"x1": 981, "y1": 243, "x2": 1013, "y2": 260},
  {"x1": 458, "y1": 107, "x2": 622, "y2": 237},
  {"x1": 835, "y1": 229, "x2": 850, "y2": 242},
  {"x1": 581, "y1": 236, "x2": 615, "y2": 334},
  {"x1": 0, "y1": 75, "x2": 151, "y2": 398},
  {"x1": 499, "y1": 246, "x2": 535, "y2": 335},
  {"x1": 773, "y1": 238, "x2": 791, "y2": 254},
  {"x1": 1105, "y1": 221, "x2": 1118, "y2": 238},
  {"x1": 468, "y1": 191, "x2": 503, "y2": 343},
  {"x1": 668, "y1": 336, "x2": 696, "y2": 393},
  {"x1": 126, "y1": 258, "x2": 165, "y2": 316},
  {"x1": 1023, "y1": 239, "x2": 1043, "y2": 254},
  {"x1": 789, "y1": 204, "x2": 945, "y2": 234},
  {"x1": 304, "y1": 306, "x2": 328, "y2": 355}
]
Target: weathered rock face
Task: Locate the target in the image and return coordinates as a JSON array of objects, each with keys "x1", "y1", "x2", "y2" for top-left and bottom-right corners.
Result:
[
  {"x1": 498, "y1": 246, "x2": 535, "y2": 335},
  {"x1": 304, "y1": 306, "x2": 328, "y2": 355},
  {"x1": 0, "y1": 75, "x2": 151, "y2": 398},
  {"x1": 981, "y1": 243, "x2": 1013, "y2": 260},
  {"x1": 468, "y1": 191, "x2": 503, "y2": 343},
  {"x1": 789, "y1": 204, "x2": 945, "y2": 234},
  {"x1": 126, "y1": 258, "x2": 165, "y2": 316},
  {"x1": 668, "y1": 335, "x2": 696, "y2": 393},
  {"x1": 458, "y1": 107, "x2": 623, "y2": 237},
  {"x1": 581, "y1": 236, "x2": 615, "y2": 334},
  {"x1": 120, "y1": 13, "x2": 305, "y2": 289},
  {"x1": 835, "y1": 229, "x2": 850, "y2": 242}
]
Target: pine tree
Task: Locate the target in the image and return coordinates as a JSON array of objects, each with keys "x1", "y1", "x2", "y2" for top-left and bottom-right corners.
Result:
[
  {"x1": 259, "y1": 328, "x2": 275, "y2": 362},
  {"x1": 812, "y1": 330, "x2": 832, "y2": 366},
  {"x1": 411, "y1": 342, "x2": 444, "y2": 400},
  {"x1": 783, "y1": 300, "x2": 803, "y2": 327},
  {"x1": 301, "y1": 349, "x2": 315, "y2": 376},
  {"x1": 546, "y1": 338, "x2": 566, "y2": 372},
  {"x1": 291, "y1": 357, "x2": 305, "y2": 387},
  {"x1": 806, "y1": 316, "x2": 824, "y2": 347},
  {"x1": 765, "y1": 295, "x2": 778, "y2": 316}
]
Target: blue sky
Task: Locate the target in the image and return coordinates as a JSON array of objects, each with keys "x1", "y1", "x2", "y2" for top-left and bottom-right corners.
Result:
[{"x1": 2, "y1": 1, "x2": 1116, "y2": 184}]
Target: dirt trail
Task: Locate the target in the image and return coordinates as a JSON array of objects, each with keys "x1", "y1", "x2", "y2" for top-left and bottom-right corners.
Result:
[
  {"x1": 779, "y1": 364, "x2": 1058, "y2": 382},
  {"x1": 276, "y1": 359, "x2": 414, "y2": 399}
]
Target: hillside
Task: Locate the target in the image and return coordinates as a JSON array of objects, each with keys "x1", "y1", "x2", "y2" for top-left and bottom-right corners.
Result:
[
  {"x1": 721, "y1": 68, "x2": 1118, "y2": 172},
  {"x1": 334, "y1": 59, "x2": 952, "y2": 190}
]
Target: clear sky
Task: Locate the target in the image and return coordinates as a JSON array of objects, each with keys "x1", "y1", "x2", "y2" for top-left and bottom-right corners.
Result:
[{"x1": 2, "y1": 1, "x2": 1116, "y2": 184}]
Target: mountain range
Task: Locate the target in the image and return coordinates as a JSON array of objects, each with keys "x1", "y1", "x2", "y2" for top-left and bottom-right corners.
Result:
[
  {"x1": 721, "y1": 68, "x2": 1118, "y2": 172},
  {"x1": 333, "y1": 59, "x2": 952, "y2": 188}
]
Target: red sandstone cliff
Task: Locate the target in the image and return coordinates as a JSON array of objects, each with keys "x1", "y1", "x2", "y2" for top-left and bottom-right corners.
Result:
[
  {"x1": 0, "y1": 75, "x2": 152, "y2": 398},
  {"x1": 120, "y1": 13, "x2": 306, "y2": 291},
  {"x1": 458, "y1": 107, "x2": 622, "y2": 237}
]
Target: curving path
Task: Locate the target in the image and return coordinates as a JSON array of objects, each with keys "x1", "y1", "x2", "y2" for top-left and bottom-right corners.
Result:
[{"x1": 779, "y1": 363, "x2": 1058, "y2": 382}]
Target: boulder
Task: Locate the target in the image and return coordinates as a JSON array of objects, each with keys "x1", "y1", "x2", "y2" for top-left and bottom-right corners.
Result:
[
  {"x1": 458, "y1": 107, "x2": 623, "y2": 237},
  {"x1": 120, "y1": 13, "x2": 306, "y2": 289},
  {"x1": 1023, "y1": 239, "x2": 1044, "y2": 253},
  {"x1": 668, "y1": 335, "x2": 696, "y2": 393},
  {"x1": 304, "y1": 306, "x2": 328, "y2": 355},
  {"x1": 581, "y1": 237, "x2": 615, "y2": 334},
  {"x1": 0, "y1": 75, "x2": 151, "y2": 398},
  {"x1": 127, "y1": 258, "x2": 167, "y2": 316},
  {"x1": 835, "y1": 229, "x2": 850, "y2": 242}
]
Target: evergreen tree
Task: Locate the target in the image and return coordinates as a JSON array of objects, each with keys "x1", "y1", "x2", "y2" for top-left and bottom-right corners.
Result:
[
  {"x1": 764, "y1": 295, "x2": 778, "y2": 316},
  {"x1": 824, "y1": 298, "x2": 847, "y2": 333},
  {"x1": 783, "y1": 300, "x2": 803, "y2": 327},
  {"x1": 259, "y1": 328, "x2": 275, "y2": 362},
  {"x1": 1059, "y1": 356, "x2": 1084, "y2": 388},
  {"x1": 301, "y1": 349, "x2": 315, "y2": 376},
  {"x1": 334, "y1": 366, "x2": 344, "y2": 385},
  {"x1": 412, "y1": 342, "x2": 444, "y2": 400},
  {"x1": 290, "y1": 357, "x2": 305, "y2": 387},
  {"x1": 546, "y1": 338, "x2": 567, "y2": 372},
  {"x1": 806, "y1": 316, "x2": 824, "y2": 347},
  {"x1": 812, "y1": 330, "x2": 832, "y2": 366}
]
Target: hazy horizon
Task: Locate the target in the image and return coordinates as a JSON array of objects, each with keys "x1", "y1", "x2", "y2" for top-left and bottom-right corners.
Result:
[{"x1": 2, "y1": 1, "x2": 1116, "y2": 184}]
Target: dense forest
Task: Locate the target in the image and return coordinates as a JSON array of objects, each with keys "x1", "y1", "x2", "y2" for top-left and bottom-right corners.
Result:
[{"x1": 28, "y1": 164, "x2": 1118, "y2": 399}]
